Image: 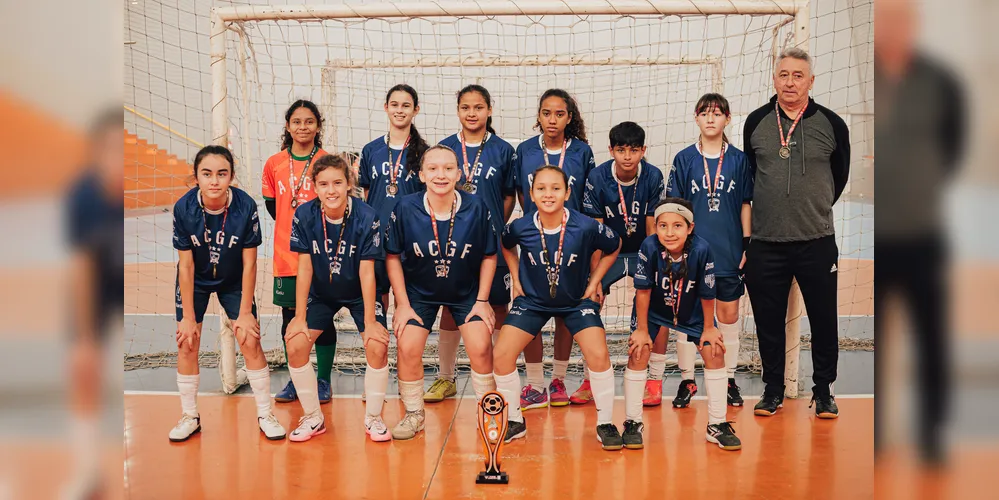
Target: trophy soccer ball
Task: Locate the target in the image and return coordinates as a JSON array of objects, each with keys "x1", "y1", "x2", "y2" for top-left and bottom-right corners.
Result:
[
  {"x1": 488, "y1": 429, "x2": 499, "y2": 441},
  {"x1": 482, "y1": 393, "x2": 505, "y2": 415}
]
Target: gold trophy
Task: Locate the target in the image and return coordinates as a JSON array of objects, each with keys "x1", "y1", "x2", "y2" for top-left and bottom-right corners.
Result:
[{"x1": 476, "y1": 391, "x2": 510, "y2": 484}]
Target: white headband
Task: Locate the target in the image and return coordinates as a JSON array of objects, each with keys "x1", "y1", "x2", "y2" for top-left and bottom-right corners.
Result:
[{"x1": 654, "y1": 203, "x2": 694, "y2": 224}]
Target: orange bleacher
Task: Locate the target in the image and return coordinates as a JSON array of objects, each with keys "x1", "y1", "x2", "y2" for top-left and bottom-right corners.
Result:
[{"x1": 123, "y1": 131, "x2": 192, "y2": 210}]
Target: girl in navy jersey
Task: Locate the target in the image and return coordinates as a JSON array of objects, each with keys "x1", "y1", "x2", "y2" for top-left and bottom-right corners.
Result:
[
  {"x1": 359, "y1": 84, "x2": 430, "y2": 310},
  {"x1": 493, "y1": 166, "x2": 624, "y2": 450},
  {"x1": 573, "y1": 121, "x2": 666, "y2": 407},
  {"x1": 629, "y1": 197, "x2": 740, "y2": 450},
  {"x1": 427, "y1": 85, "x2": 517, "y2": 403},
  {"x1": 665, "y1": 94, "x2": 753, "y2": 409},
  {"x1": 384, "y1": 146, "x2": 499, "y2": 440},
  {"x1": 514, "y1": 89, "x2": 597, "y2": 409},
  {"x1": 170, "y1": 146, "x2": 285, "y2": 442},
  {"x1": 284, "y1": 155, "x2": 391, "y2": 442}
]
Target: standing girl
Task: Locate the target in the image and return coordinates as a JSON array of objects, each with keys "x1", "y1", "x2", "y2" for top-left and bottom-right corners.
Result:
[
  {"x1": 665, "y1": 93, "x2": 753, "y2": 408},
  {"x1": 170, "y1": 146, "x2": 285, "y2": 442},
  {"x1": 628, "y1": 197, "x2": 741, "y2": 450},
  {"x1": 359, "y1": 84, "x2": 430, "y2": 309},
  {"x1": 261, "y1": 100, "x2": 337, "y2": 404},
  {"x1": 493, "y1": 166, "x2": 623, "y2": 450},
  {"x1": 385, "y1": 146, "x2": 499, "y2": 440},
  {"x1": 426, "y1": 84, "x2": 517, "y2": 403},
  {"x1": 512, "y1": 89, "x2": 596, "y2": 408},
  {"x1": 283, "y1": 155, "x2": 391, "y2": 442}
]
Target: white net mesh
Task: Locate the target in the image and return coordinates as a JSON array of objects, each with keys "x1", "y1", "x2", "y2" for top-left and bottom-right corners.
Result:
[{"x1": 124, "y1": 0, "x2": 874, "y2": 379}]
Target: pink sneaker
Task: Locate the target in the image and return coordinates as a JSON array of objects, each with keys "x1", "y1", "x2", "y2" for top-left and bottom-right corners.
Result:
[
  {"x1": 365, "y1": 417, "x2": 392, "y2": 442},
  {"x1": 288, "y1": 412, "x2": 326, "y2": 442},
  {"x1": 549, "y1": 378, "x2": 570, "y2": 407}
]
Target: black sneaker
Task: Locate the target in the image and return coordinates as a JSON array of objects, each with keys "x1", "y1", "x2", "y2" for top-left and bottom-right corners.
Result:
[
  {"x1": 706, "y1": 422, "x2": 742, "y2": 451},
  {"x1": 504, "y1": 419, "x2": 527, "y2": 443},
  {"x1": 810, "y1": 393, "x2": 839, "y2": 419},
  {"x1": 754, "y1": 392, "x2": 784, "y2": 416},
  {"x1": 672, "y1": 379, "x2": 698, "y2": 408},
  {"x1": 727, "y1": 378, "x2": 744, "y2": 407},
  {"x1": 596, "y1": 423, "x2": 623, "y2": 451},
  {"x1": 622, "y1": 420, "x2": 644, "y2": 450}
]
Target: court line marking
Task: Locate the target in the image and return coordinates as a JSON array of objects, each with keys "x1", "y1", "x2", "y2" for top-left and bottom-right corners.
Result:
[{"x1": 125, "y1": 390, "x2": 874, "y2": 399}]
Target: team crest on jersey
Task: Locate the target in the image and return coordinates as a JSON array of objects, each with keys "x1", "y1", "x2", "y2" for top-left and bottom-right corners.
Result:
[
  {"x1": 604, "y1": 225, "x2": 614, "y2": 239},
  {"x1": 375, "y1": 301, "x2": 384, "y2": 318},
  {"x1": 209, "y1": 249, "x2": 220, "y2": 266},
  {"x1": 390, "y1": 212, "x2": 396, "y2": 222},
  {"x1": 372, "y1": 220, "x2": 380, "y2": 230},
  {"x1": 504, "y1": 274, "x2": 512, "y2": 290},
  {"x1": 580, "y1": 308, "x2": 596, "y2": 316},
  {"x1": 705, "y1": 274, "x2": 716, "y2": 289},
  {"x1": 630, "y1": 315, "x2": 637, "y2": 331},
  {"x1": 635, "y1": 261, "x2": 646, "y2": 280},
  {"x1": 372, "y1": 232, "x2": 381, "y2": 248},
  {"x1": 252, "y1": 222, "x2": 259, "y2": 233},
  {"x1": 706, "y1": 262, "x2": 714, "y2": 270}
]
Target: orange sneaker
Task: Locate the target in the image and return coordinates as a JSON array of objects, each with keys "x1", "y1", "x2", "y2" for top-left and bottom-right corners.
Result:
[
  {"x1": 642, "y1": 380, "x2": 663, "y2": 406},
  {"x1": 569, "y1": 379, "x2": 593, "y2": 404}
]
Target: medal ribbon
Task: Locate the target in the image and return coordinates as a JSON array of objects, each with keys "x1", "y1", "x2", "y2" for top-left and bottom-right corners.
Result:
[
  {"x1": 288, "y1": 145, "x2": 318, "y2": 206},
  {"x1": 663, "y1": 250, "x2": 684, "y2": 326},
  {"x1": 538, "y1": 135, "x2": 569, "y2": 171},
  {"x1": 460, "y1": 130, "x2": 489, "y2": 188},
  {"x1": 700, "y1": 139, "x2": 726, "y2": 201},
  {"x1": 614, "y1": 163, "x2": 637, "y2": 233},
  {"x1": 775, "y1": 100, "x2": 808, "y2": 153},
  {"x1": 321, "y1": 201, "x2": 351, "y2": 283},
  {"x1": 427, "y1": 194, "x2": 458, "y2": 275},
  {"x1": 388, "y1": 135, "x2": 412, "y2": 188},
  {"x1": 200, "y1": 189, "x2": 229, "y2": 279},
  {"x1": 537, "y1": 209, "x2": 569, "y2": 296}
]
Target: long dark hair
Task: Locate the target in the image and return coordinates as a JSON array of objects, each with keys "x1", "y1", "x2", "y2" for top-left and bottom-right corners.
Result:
[
  {"x1": 281, "y1": 100, "x2": 324, "y2": 151},
  {"x1": 534, "y1": 88, "x2": 587, "y2": 143},
  {"x1": 385, "y1": 84, "x2": 429, "y2": 174},
  {"x1": 653, "y1": 197, "x2": 695, "y2": 284},
  {"x1": 457, "y1": 84, "x2": 496, "y2": 135},
  {"x1": 694, "y1": 93, "x2": 731, "y2": 144}
]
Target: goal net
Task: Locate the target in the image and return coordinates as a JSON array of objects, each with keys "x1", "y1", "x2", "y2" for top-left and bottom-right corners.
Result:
[{"x1": 124, "y1": 0, "x2": 873, "y2": 394}]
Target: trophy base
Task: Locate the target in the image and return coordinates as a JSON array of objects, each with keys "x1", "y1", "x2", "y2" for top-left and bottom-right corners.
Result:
[{"x1": 476, "y1": 471, "x2": 509, "y2": 484}]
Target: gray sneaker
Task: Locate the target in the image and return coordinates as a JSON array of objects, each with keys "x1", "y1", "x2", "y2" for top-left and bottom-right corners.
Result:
[{"x1": 391, "y1": 409, "x2": 426, "y2": 440}]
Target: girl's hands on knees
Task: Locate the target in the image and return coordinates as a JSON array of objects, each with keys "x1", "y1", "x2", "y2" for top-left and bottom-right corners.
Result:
[
  {"x1": 364, "y1": 320, "x2": 391, "y2": 349},
  {"x1": 285, "y1": 316, "x2": 312, "y2": 342},
  {"x1": 392, "y1": 305, "x2": 423, "y2": 340},
  {"x1": 698, "y1": 326, "x2": 726, "y2": 358},
  {"x1": 233, "y1": 313, "x2": 260, "y2": 346},
  {"x1": 176, "y1": 317, "x2": 199, "y2": 350},
  {"x1": 467, "y1": 301, "x2": 496, "y2": 333},
  {"x1": 628, "y1": 327, "x2": 653, "y2": 358}
]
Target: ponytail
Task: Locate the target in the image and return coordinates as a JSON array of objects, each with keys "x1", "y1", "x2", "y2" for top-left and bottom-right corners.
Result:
[{"x1": 405, "y1": 124, "x2": 429, "y2": 174}]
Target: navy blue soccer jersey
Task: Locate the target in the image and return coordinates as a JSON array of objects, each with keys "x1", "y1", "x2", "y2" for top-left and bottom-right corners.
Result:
[
  {"x1": 633, "y1": 233, "x2": 716, "y2": 338},
  {"x1": 667, "y1": 143, "x2": 753, "y2": 276},
  {"x1": 502, "y1": 208, "x2": 620, "y2": 310},
  {"x1": 359, "y1": 136, "x2": 425, "y2": 226},
  {"x1": 289, "y1": 197, "x2": 385, "y2": 303},
  {"x1": 172, "y1": 187, "x2": 263, "y2": 290},
  {"x1": 582, "y1": 159, "x2": 666, "y2": 254},
  {"x1": 513, "y1": 135, "x2": 595, "y2": 213},
  {"x1": 385, "y1": 192, "x2": 497, "y2": 304},
  {"x1": 438, "y1": 132, "x2": 516, "y2": 257}
]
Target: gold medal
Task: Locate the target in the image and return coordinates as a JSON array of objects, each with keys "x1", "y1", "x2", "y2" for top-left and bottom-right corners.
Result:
[
  {"x1": 778, "y1": 146, "x2": 791, "y2": 159},
  {"x1": 386, "y1": 183, "x2": 399, "y2": 196}
]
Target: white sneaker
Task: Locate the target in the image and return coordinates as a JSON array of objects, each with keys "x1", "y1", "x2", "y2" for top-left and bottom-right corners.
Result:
[
  {"x1": 258, "y1": 414, "x2": 286, "y2": 440},
  {"x1": 169, "y1": 414, "x2": 201, "y2": 442},
  {"x1": 365, "y1": 417, "x2": 392, "y2": 442},
  {"x1": 288, "y1": 411, "x2": 325, "y2": 442},
  {"x1": 390, "y1": 410, "x2": 425, "y2": 440}
]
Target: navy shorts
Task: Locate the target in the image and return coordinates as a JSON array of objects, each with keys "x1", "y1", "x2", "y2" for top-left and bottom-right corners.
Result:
[
  {"x1": 504, "y1": 297, "x2": 604, "y2": 337},
  {"x1": 600, "y1": 253, "x2": 639, "y2": 294},
  {"x1": 175, "y1": 285, "x2": 256, "y2": 324},
  {"x1": 306, "y1": 295, "x2": 387, "y2": 334},
  {"x1": 714, "y1": 275, "x2": 745, "y2": 303},
  {"x1": 629, "y1": 309, "x2": 707, "y2": 344},
  {"x1": 489, "y1": 266, "x2": 513, "y2": 306},
  {"x1": 409, "y1": 297, "x2": 481, "y2": 330},
  {"x1": 374, "y1": 260, "x2": 390, "y2": 296}
]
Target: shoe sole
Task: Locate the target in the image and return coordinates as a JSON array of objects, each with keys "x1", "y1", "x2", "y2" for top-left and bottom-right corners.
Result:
[
  {"x1": 624, "y1": 442, "x2": 644, "y2": 450},
  {"x1": 569, "y1": 398, "x2": 592, "y2": 405},
  {"x1": 521, "y1": 402, "x2": 549, "y2": 411},
  {"x1": 274, "y1": 397, "x2": 297, "y2": 403},
  {"x1": 596, "y1": 436, "x2": 623, "y2": 451},
  {"x1": 289, "y1": 427, "x2": 326, "y2": 443},
  {"x1": 169, "y1": 425, "x2": 201, "y2": 443},
  {"x1": 367, "y1": 431, "x2": 393, "y2": 442},
  {"x1": 672, "y1": 402, "x2": 691, "y2": 408},
  {"x1": 319, "y1": 399, "x2": 331, "y2": 405},
  {"x1": 391, "y1": 426, "x2": 425, "y2": 441},
  {"x1": 728, "y1": 401, "x2": 744, "y2": 407},
  {"x1": 816, "y1": 412, "x2": 839, "y2": 419},
  {"x1": 550, "y1": 400, "x2": 570, "y2": 407},
  {"x1": 706, "y1": 434, "x2": 742, "y2": 451},
  {"x1": 424, "y1": 392, "x2": 458, "y2": 403},
  {"x1": 754, "y1": 404, "x2": 783, "y2": 416},
  {"x1": 643, "y1": 399, "x2": 662, "y2": 407}
]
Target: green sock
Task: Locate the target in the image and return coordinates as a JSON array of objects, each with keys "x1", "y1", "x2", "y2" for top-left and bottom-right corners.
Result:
[{"x1": 315, "y1": 344, "x2": 336, "y2": 383}]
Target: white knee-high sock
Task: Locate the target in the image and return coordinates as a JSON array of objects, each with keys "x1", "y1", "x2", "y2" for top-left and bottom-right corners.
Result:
[
  {"x1": 589, "y1": 367, "x2": 615, "y2": 425},
  {"x1": 648, "y1": 352, "x2": 667, "y2": 382},
  {"x1": 526, "y1": 362, "x2": 545, "y2": 388},
  {"x1": 624, "y1": 368, "x2": 647, "y2": 422},
  {"x1": 494, "y1": 370, "x2": 523, "y2": 423},
  {"x1": 437, "y1": 329, "x2": 461, "y2": 381},
  {"x1": 552, "y1": 359, "x2": 568, "y2": 381},
  {"x1": 471, "y1": 369, "x2": 496, "y2": 401},
  {"x1": 399, "y1": 379, "x2": 424, "y2": 413},
  {"x1": 364, "y1": 363, "x2": 389, "y2": 419},
  {"x1": 289, "y1": 362, "x2": 321, "y2": 417},
  {"x1": 719, "y1": 320, "x2": 741, "y2": 379},
  {"x1": 245, "y1": 366, "x2": 273, "y2": 419},
  {"x1": 705, "y1": 368, "x2": 728, "y2": 425},
  {"x1": 676, "y1": 333, "x2": 697, "y2": 380},
  {"x1": 177, "y1": 373, "x2": 199, "y2": 417}
]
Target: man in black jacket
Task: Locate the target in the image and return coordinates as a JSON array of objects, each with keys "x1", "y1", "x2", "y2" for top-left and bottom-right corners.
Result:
[{"x1": 743, "y1": 47, "x2": 850, "y2": 418}]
